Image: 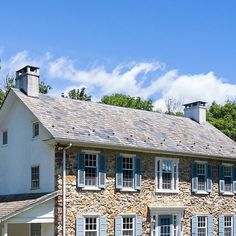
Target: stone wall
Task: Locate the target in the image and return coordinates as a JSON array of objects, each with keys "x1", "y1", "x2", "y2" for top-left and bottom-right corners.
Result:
[{"x1": 54, "y1": 147, "x2": 236, "y2": 235}]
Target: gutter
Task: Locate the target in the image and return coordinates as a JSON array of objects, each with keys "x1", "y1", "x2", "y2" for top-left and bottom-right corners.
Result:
[{"x1": 60, "y1": 143, "x2": 72, "y2": 236}]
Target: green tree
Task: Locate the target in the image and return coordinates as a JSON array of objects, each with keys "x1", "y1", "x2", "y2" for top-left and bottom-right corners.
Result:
[
  {"x1": 39, "y1": 81, "x2": 52, "y2": 94},
  {"x1": 207, "y1": 101, "x2": 236, "y2": 141},
  {"x1": 62, "y1": 88, "x2": 91, "y2": 101},
  {"x1": 100, "y1": 93, "x2": 153, "y2": 111}
]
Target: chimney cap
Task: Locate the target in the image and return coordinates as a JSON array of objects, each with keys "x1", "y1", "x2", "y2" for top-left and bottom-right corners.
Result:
[
  {"x1": 16, "y1": 65, "x2": 39, "y2": 73},
  {"x1": 183, "y1": 101, "x2": 207, "y2": 108}
]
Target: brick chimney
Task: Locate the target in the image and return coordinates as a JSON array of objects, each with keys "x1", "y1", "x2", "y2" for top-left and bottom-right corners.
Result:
[
  {"x1": 15, "y1": 65, "x2": 39, "y2": 97},
  {"x1": 183, "y1": 101, "x2": 207, "y2": 124}
]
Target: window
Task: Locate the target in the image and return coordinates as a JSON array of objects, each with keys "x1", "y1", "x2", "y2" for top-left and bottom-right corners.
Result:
[
  {"x1": 31, "y1": 223, "x2": 41, "y2": 236},
  {"x1": 2, "y1": 130, "x2": 7, "y2": 145},
  {"x1": 33, "y1": 122, "x2": 39, "y2": 138},
  {"x1": 85, "y1": 153, "x2": 98, "y2": 186},
  {"x1": 76, "y1": 216, "x2": 107, "y2": 236},
  {"x1": 77, "y1": 151, "x2": 106, "y2": 189},
  {"x1": 191, "y1": 215, "x2": 213, "y2": 236},
  {"x1": 85, "y1": 217, "x2": 98, "y2": 236},
  {"x1": 156, "y1": 158, "x2": 178, "y2": 192},
  {"x1": 31, "y1": 165, "x2": 40, "y2": 189},
  {"x1": 115, "y1": 215, "x2": 142, "y2": 236},
  {"x1": 219, "y1": 215, "x2": 236, "y2": 236},
  {"x1": 192, "y1": 161, "x2": 212, "y2": 193},
  {"x1": 219, "y1": 164, "x2": 236, "y2": 194},
  {"x1": 151, "y1": 213, "x2": 183, "y2": 236},
  {"x1": 116, "y1": 154, "x2": 141, "y2": 191}
]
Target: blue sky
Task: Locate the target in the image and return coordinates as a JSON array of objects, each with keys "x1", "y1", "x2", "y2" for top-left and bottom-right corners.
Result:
[{"x1": 0, "y1": 1, "x2": 236, "y2": 110}]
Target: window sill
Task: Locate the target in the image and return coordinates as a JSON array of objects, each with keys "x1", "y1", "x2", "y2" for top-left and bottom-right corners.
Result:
[
  {"x1": 1, "y1": 144, "x2": 8, "y2": 148},
  {"x1": 31, "y1": 188, "x2": 40, "y2": 191},
  {"x1": 193, "y1": 191, "x2": 209, "y2": 195},
  {"x1": 222, "y1": 192, "x2": 234, "y2": 196},
  {"x1": 156, "y1": 190, "x2": 179, "y2": 194},
  {"x1": 82, "y1": 186, "x2": 102, "y2": 191},
  {"x1": 119, "y1": 188, "x2": 138, "y2": 192}
]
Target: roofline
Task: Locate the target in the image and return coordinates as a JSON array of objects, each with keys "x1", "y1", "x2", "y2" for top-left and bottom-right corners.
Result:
[
  {"x1": 46, "y1": 138, "x2": 236, "y2": 161},
  {"x1": 0, "y1": 191, "x2": 59, "y2": 223}
]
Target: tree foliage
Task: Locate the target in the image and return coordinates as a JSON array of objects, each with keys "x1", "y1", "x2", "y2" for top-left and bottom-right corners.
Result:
[
  {"x1": 39, "y1": 81, "x2": 52, "y2": 94},
  {"x1": 62, "y1": 88, "x2": 91, "y2": 101},
  {"x1": 100, "y1": 93, "x2": 153, "y2": 111},
  {"x1": 207, "y1": 101, "x2": 236, "y2": 141}
]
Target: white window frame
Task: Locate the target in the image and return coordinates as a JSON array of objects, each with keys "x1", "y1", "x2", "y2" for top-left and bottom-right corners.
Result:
[
  {"x1": 150, "y1": 207, "x2": 184, "y2": 236},
  {"x1": 222, "y1": 163, "x2": 233, "y2": 195},
  {"x1": 31, "y1": 165, "x2": 40, "y2": 190},
  {"x1": 224, "y1": 215, "x2": 233, "y2": 236},
  {"x1": 32, "y1": 122, "x2": 39, "y2": 138},
  {"x1": 194, "y1": 160, "x2": 208, "y2": 194},
  {"x1": 119, "y1": 214, "x2": 136, "y2": 236},
  {"x1": 83, "y1": 151, "x2": 99, "y2": 189},
  {"x1": 155, "y1": 157, "x2": 179, "y2": 193},
  {"x1": 197, "y1": 215, "x2": 207, "y2": 236},
  {"x1": 84, "y1": 216, "x2": 99, "y2": 236},
  {"x1": 120, "y1": 153, "x2": 136, "y2": 191}
]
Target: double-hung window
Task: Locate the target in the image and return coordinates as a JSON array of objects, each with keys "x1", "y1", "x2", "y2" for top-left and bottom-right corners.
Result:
[
  {"x1": 77, "y1": 151, "x2": 106, "y2": 189},
  {"x1": 31, "y1": 165, "x2": 40, "y2": 190},
  {"x1": 76, "y1": 216, "x2": 107, "y2": 236},
  {"x1": 116, "y1": 154, "x2": 142, "y2": 191},
  {"x1": 192, "y1": 161, "x2": 212, "y2": 194},
  {"x1": 219, "y1": 164, "x2": 236, "y2": 195},
  {"x1": 115, "y1": 215, "x2": 142, "y2": 236},
  {"x1": 155, "y1": 158, "x2": 179, "y2": 192},
  {"x1": 219, "y1": 215, "x2": 236, "y2": 236},
  {"x1": 32, "y1": 122, "x2": 39, "y2": 138},
  {"x1": 192, "y1": 215, "x2": 213, "y2": 236}
]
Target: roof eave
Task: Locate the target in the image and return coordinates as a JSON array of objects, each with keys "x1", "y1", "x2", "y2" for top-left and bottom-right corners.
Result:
[{"x1": 45, "y1": 138, "x2": 236, "y2": 161}]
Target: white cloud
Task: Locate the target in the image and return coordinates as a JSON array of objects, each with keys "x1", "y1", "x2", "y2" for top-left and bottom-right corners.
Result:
[{"x1": 1, "y1": 51, "x2": 236, "y2": 111}]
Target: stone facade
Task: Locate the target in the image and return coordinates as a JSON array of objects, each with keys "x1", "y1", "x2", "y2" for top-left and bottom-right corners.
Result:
[{"x1": 54, "y1": 147, "x2": 236, "y2": 236}]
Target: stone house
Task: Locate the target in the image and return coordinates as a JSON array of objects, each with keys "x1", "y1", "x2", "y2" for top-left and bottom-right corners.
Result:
[{"x1": 0, "y1": 65, "x2": 236, "y2": 236}]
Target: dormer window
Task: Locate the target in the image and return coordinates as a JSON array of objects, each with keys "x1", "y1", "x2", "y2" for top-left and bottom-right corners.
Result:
[
  {"x1": 33, "y1": 122, "x2": 39, "y2": 138},
  {"x1": 2, "y1": 130, "x2": 8, "y2": 145}
]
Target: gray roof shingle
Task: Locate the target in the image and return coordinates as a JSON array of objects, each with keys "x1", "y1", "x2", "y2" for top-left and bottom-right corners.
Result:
[{"x1": 13, "y1": 89, "x2": 236, "y2": 159}]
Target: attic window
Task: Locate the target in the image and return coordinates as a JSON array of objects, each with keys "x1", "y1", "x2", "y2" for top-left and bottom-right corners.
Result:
[
  {"x1": 2, "y1": 130, "x2": 7, "y2": 145},
  {"x1": 33, "y1": 122, "x2": 39, "y2": 138}
]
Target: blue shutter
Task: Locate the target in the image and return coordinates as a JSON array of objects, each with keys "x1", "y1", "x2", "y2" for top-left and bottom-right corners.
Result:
[
  {"x1": 233, "y1": 166, "x2": 236, "y2": 194},
  {"x1": 115, "y1": 216, "x2": 122, "y2": 236},
  {"x1": 116, "y1": 155, "x2": 123, "y2": 189},
  {"x1": 192, "y1": 162, "x2": 198, "y2": 193},
  {"x1": 207, "y1": 215, "x2": 213, "y2": 236},
  {"x1": 233, "y1": 215, "x2": 236, "y2": 236},
  {"x1": 191, "y1": 215, "x2": 198, "y2": 236},
  {"x1": 219, "y1": 215, "x2": 224, "y2": 236},
  {"x1": 99, "y1": 216, "x2": 107, "y2": 236},
  {"x1": 76, "y1": 217, "x2": 84, "y2": 236},
  {"x1": 219, "y1": 165, "x2": 225, "y2": 193},
  {"x1": 135, "y1": 215, "x2": 142, "y2": 236},
  {"x1": 77, "y1": 153, "x2": 85, "y2": 188},
  {"x1": 207, "y1": 164, "x2": 212, "y2": 193},
  {"x1": 98, "y1": 153, "x2": 106, "y2": 189},
  {"x1": 134, "y1": 157, "x2": 142, "y2": 190}
]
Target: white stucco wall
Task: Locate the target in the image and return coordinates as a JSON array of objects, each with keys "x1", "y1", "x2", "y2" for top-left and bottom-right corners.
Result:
[{"x1": 0, "y1": 99, "x2": 55, "y2": 195}]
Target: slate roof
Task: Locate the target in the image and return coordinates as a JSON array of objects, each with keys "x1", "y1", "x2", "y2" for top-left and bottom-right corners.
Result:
[
  {"x1": 0, "y1": 191, "x2": 57, "y2": 222},
  {"x1": 12, "y1": 88, "x2": 236, "y2": 159}
]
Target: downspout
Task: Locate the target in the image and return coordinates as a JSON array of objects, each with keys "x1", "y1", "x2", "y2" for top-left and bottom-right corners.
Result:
[{"x1": 62, "y1": 143, "x2": 72, "y2": 236}]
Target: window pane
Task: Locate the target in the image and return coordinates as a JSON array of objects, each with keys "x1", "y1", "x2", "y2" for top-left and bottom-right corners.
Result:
[
  {"x1": 160, "y1": 216, "x2": 171, "y2": 236},
  {"x1": 197, "y1": 164, "x2": 206, "y2": 191},
  {"x1": 224, "y1": 216, "x2": 232, "y2": 236},
  {"x1": 33, "y1": 122, "x2": 39, "y2": 137},
  {"x1": 123, "y1": 157, "x2": 133, "y2": 188},
  {"x1": 31, "y1": 166, "x2": 40, "y2": 189},
  {"x1": 224, "y1": 166, "x2": 232, "y2": 192},
  {"x1": 197, "y1": 216, "x2": 206, "y2": 236},
  {"x1": 85, "y1": 154, "x2": 97, "y2": 186},
  {"x1": 85, "y1": 217, "x2": 97, "y2": 236},
  {"x1": 123, "y1": 217, "x2": 134, "y2": 236},
  {"x1": 162, "y1": 160, "x2": 172, "y2": 190}
]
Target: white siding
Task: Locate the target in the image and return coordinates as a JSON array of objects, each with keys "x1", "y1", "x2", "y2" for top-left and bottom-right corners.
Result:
[{"x1": 0, "y1": 99, "x2": 55, "y2": 195}]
